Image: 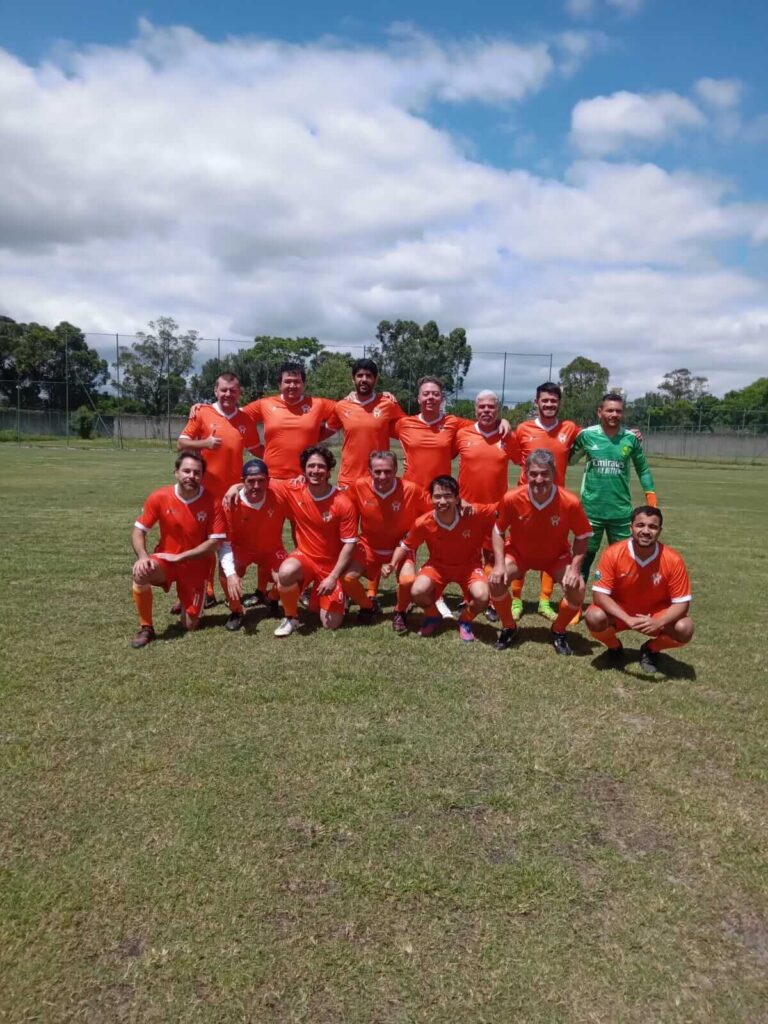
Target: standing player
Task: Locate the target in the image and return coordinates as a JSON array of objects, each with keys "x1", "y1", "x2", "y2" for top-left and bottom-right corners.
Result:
[
  {"x1": 586, "y1": 506, "x2": 694, "y2": 673},
  {"x1": 512, "y1": 382, "x2": 581, "y2": 621},
  {"x1": 130, "y1": 451, "x2": 226, "y2": 647},
  {"x1": 273, "y1": 446, "x2": 365, "y2": 635},
  {"x1": 217, "y1": 458, "x2": 290, "y2": 631},
  {"x1": 392, "y1": 475, "x2": 498, "y2": 642},
  {"x1": 345, "y1": 450, "x2": 431, "y2": 633},
  {"x1": 490, "y1": 449, "x2": 593, "y2": 655},
  {"x1": 570, "y1": 393, "x2": 657, "y2": 582},
  {"x1": 178, "y1": 372, "x2": 262, "y2": 606},
  {"x1": 241, "y1": 362, "x2": 336, "y2": 481}
]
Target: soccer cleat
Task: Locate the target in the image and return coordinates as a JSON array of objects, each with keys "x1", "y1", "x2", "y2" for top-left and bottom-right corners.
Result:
[
  {"x1": 458, "y1": 620, "x2": 475, "y2": 643},
  {"x1": 511, "y1": 598, "x2": 523, "y2": 621},
  {"x1": 243, "y1": 589, "x2": 266, "y2": 609},
  {"x1": 419, "y1": 615, "x2": 443, "y2": 638},
  {"x1": 569, "y1": 605, "x2": 583, "y2": 626},
  {"x1": 537, "y1": 600, "x2": 557, "y2": 622},
  {"x1": 267, "y1": 599, "x2": 281, "y2": 618},
  {"x1": 274, "y1": 616, "x2": 301, "y2": 637},
  {"x1": 299, "y1": 588, "x2": 312, "y2": 609},
  {"x1": 551, "y1": 631, "x2": 573, "y2": 656},
  {"x1": 225, "y1": 612, "x2": 244, "y2": 632},
  {"x1": 435, "y1": 596, "x2": 455, "y2": 620},
  {"x1": 131, "y1": 625, "x2": 156, "y2": 649},
  {"x1": 484, "y1": 605, "x2": 499, "y2": 623},
  {"x1": 493, "y1": 627, "x2": 518, "y2": 651},
  {"x1": 392, "y1": 611, "x2": 408, "y2": 634},
  {"x1": 639, "y1": 643, "x2": 660, "y2": 674},
  {"x1": 170, "y1": 600, "x2": 182, "y2": 615},
  {"x1": 606, "y1": 645, "x2": 625, "y2": 669},
  {"x1": 204, "y1": 592, "x2": 217, "y2": 609}
]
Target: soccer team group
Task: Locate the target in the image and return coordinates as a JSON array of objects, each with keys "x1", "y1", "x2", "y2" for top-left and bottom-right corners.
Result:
[{"x1": 130, "y1": 360, "x2": 694, "y2": 672}]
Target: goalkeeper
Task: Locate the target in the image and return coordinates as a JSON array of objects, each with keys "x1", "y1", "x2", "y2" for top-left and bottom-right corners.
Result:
[{"x1": 570, "y1": 392, "x2": 657, "y2": 582}]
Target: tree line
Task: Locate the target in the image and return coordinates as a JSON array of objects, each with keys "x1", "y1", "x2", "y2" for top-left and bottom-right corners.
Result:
[{"x1": 1, "y1": 315, "x2": 765, "y2": 433}]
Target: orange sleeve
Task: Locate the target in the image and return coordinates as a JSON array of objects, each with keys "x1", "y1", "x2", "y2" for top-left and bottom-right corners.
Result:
[
  {"x1": 568, "y1": 497, "x2": 594, "y2": 539},
  {"x1": 179, "y1": 408, "x2": 202, "y2": 440},
  {"x1": 592, "y1": 547, "x2": 616, "y2": 592},
  {"x1": 338, "y1": 495, "x2": 359, "y2": 542},
  {"x1": 241, "y1": 399, "x2": 263, "y2": 423},
  {"x1": 136, "y1": 491, "x2": 160, "y2": 531},
  {"x1": 325, "y1": 404, "x2": 343, "y2": 431},
  {"x1": 504, "y1": 433, "x2": 522, "y2": 465},
  {"x1": 667, "y1": 552, "x2": 692, "y2": 602},
  {"x1": 211, "y1": 502, "x2": 227, "y2": 539}
]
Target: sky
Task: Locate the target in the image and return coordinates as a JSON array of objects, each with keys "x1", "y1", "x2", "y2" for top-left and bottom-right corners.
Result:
[{"x1": 1, "y1": 0, "x2": 767, "y2": 400}]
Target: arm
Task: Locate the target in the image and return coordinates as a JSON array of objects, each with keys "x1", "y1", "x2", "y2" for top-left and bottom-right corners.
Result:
[
  {"x1": 131, "y1": 525, "x2": 155, "y2": 581},
  {"x1": 316, "y1": 541, "x2": 357, "y2": 595},
  {"x1": 489, "y1": 526, "x2": 506, "y2": 588},
  {"x1": 631, "y1": 440, "x2": 657, "y2": 504},
  {"x1": 153, "y1": 536, "x2": 222, "y2": 565},
  {"x1": 569, "y1": 432, "x2": 586, "y2": 464},
  {"x1": 218, "y1": 542, "x2": 243, "y2": 603},
  {"x1": 561, "y1": 536, "x2": 588, "y2": 589}
]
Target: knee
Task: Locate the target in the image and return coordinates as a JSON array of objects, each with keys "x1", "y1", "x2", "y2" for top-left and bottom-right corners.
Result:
[
  {"x1": 674, "y1": 617, "x2": 694, "y2": 643},
  {"x1": 585, "y1": 605, "x2": 608, "y2": 630}
]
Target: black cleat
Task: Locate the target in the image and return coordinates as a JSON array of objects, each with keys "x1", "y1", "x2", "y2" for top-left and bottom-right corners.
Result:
[
  {"x1": 551, "y1": 631, "x2": 573, "y2": 656},
  {"x1": 131, "y1": 625, "x2": 156, "y2": 649},
  {"x1": 204, "y1": 593, "x2": 217, "y2": 609},
  {"x1": 484, "y1": 605, "x2": 499, "y2": 623},
  {"x1": 639, "y1": 643, "x2": 659, "y2": 674},
  {"x1": 268, "y1": 599, "x2": 281, "y2": 618},
  {"x1": 170, "y1": 600, "x2": 182, "y2": 615},
  {"x1": 494, "y1": 627, "x2": 518, "y2": 651},
  {"x1": 225, "y1": 612, "x2": 244, "y2": 632},
  {"x1": 243, "y1": 588, "x2": 266, "y2": 609}
]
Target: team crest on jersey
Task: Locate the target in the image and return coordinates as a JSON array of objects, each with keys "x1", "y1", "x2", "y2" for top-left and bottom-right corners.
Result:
[
  {"x1": 462, "y1": 529, "x2": 471, "y2": 538},
  {"x1": 373, "y1": 407, "x2": 382, "y2": 418},
  {"x1": 301, "y1": 403, "x2": 311, "y2": 414},
  {"x1": 267, "y1": 509, "x2": 274, "y2": 517},
  {"x1": 594, "y1": 570, "x2": 601, "y2": 580},
  {"x1": 238, "y1": 425, "x2": 246, "y2": 435},
  {"x1": 196, "y1": 511, "x2": 207, "y2": 522},
  {"x1": 652, "y1": 572, "x2": 662, "y2": 585},
  {"x1": 621, "y1": 444, "x2": 632, "y2": 457},
  {"x1": 550, "y1": 514, "x2": 560, "y2": 526},
  {"x1": 322, "y1": 510, "x2": 333, "y2": 522},
  {"x1": 558, "y1": 433, "x2": 568, "y2": 444},
  {"x1": 391, "y1": 501, "x2": 401, "y2": 511}
]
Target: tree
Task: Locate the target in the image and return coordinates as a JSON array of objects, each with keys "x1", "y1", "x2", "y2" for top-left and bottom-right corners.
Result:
[
  {"x1": 658, "y1": 368, "x2": 709, "y2": 402},
  {"x1": 558, "y1": 356, "x2": 610, "y2": 424},
  {"x1": 306, "y1": 351, "x2": 355, "y2": 400},
  {"x1": 117, "y1": 317, "x2": 198, "y2": 415},
  {"x1": 190, "y1": 336, "x2": 324, "y2": 404},
  {"x1": 369, "y1": 319, "x2": 472, "y2": 407}
]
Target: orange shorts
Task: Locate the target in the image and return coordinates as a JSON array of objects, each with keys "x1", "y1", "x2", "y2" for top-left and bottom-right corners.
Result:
[
  {"x1": 151, "y1": 556, "x2": 212, "y2": 619},
  {"x1": 418, "y1": 563, "x2": 487, "y2": 601},
  {"x1": 587, "y1": 606, "x2": 669, "y2": 632},
  {"x1": 231, "y1": 545, "x2": 288, "y2": 577},
  {"x1": 504, "y1": 546, "x2": 571, "y2": 579},
  {"x1": 289, "y1": 550, "x2": 346, "y2": 615}
]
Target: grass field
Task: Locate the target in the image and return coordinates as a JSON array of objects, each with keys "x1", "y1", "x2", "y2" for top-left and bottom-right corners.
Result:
[{"x1": 2, "y1": 447, "x2": 767, "y2": 1023}]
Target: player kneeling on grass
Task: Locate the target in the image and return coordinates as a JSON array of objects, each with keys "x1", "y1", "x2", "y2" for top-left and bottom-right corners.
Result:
[
  {"x1": 274, "y1": 445, "x2": 364, "y2": 636},
  {"x1": 130, "y1": 450, "x2": 226, "y2": 648},
  {"x1": 392, "y1": 475, "x2": 497, "y2": 643},
  {"x1": 489, "y1": 448, "x2": 593, "y2": 656},
  {"x1": 218, "y1": 458, "x2": 289, "y2": 631},
  {"x1": 585, "y1": 505, "x2": 694, "y2": 673}
]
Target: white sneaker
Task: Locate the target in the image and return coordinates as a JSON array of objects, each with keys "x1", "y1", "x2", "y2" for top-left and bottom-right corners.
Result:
[
  {"x1": 435, "y1": 596, "x2": 455, "y2": 620},
  {"x1": 274, "y1": 616, "x2": 301, "y2": 637}
]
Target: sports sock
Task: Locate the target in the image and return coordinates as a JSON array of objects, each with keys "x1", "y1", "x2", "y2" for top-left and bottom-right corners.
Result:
[
  {"x1": 552, "y1": 598, "x2": 581, "y2": 634},
  {"x1": 458, "y1": 607, "x2": 476, "y2": 623},
  {"x1": 588, "y1": 626, "x2": 621, "y2": 650},
  {"x1": 422, "y1": 603, "x2": 440, "y2": 618},
  {"x1": 396, "y1": 573, "x2": 415, "y2": 613},
  {"x1": 539, "y1": 572, "x2": 554, "y2": 603},
  {"x1": 647, "y1": 633, "x2": 686, "y2": 653},
  {"x1": 206, "y1": 561, "x2": 216, "y2": 598},
  {"x1": 132, "y1": 584, "x2": 153, "y2": 627},
  {"x1": 490, "y1": 593, "x2": 516, "y2": 629},
  {"x1": 512, "y1": 577, "x2": 524, "y2": 600},
  {"x1": 341, "y1": 576, "x2": 373, "y2": 610},
  {"x1": 219, "y1": 572, "x2": 243, "y2": 614},
  {"x1": 257, "y1": 565, "x2": 269, "y2": 595},
  {"x1": 279, "y1": 583, "x2": 300, "y2": 618},
  {"x1": 367, "y1": 567, "x2": 381, "y2": 599}
]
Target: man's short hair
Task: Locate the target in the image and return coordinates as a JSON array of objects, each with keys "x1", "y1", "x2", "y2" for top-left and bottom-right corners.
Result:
[
  {"x1": 352, "y1": 357, "x2": 379, "y2": 377},
  {"x1": 243, "y1": 458, "x2": 269, "y2": 478},
  {"x1": 175, "y1": 449, "x2": 206, "y2": 473},
  {"x1": 631, "y1": 505, "x2": 663, "y2": 526},
  {"x1": 300, "y1": 444, "x2": 336, "y2": 471},
  {"x1": 475, "y1": 389, "x2": 499, "y2": 405},
  {"x1": 217, "y1": 371, "x2": 240, "y2": 385},
  {"x1": 429, "y1": 474, "x2": 459, "y2": 496},
  {"x1": 525, "y1": 448, "x2": 556, "y2": 472},
  {"x1": 279, "y1": 361, "x2": 306, "y2": 382},
  {"x1": 368, "y1": 450, "x2": 397, "y2": 470},
  {"x1": 417, "y1": 375, "x2": 444, "y2": 394},
  {"x1": 599, "y1": 392, "x2": 624, "y2": 406},
  {"x1": 536, "y1": 381, "x2": 562, "y2": 400}
]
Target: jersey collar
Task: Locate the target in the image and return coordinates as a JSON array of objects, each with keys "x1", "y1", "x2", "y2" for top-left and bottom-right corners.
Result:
[
  {"x1": 372, "y1": 479, "x2": 398, "y2": 499},
  {"x1": 309, "y1": 484, "x2": 336, "y2": 502},
  {"x1": 534, "y1": 416, "x2": 560, "y2": 432},
  {"x1": 433, "y1": 510, "x2": 460, "y2": 531},
  {"x1": 474, "y1": 421, "x2": 501, "y2": 438},
  {"x1": 628, "y1": 539, "x2": 660, "y2": 567},
  {"x1": 174, "y1": 484, "x2": 204, "y2": 504},
  {"x1": 528, "y1": 484, "x2": 557, "y2": 511},
  {"x1": 212, "y1": 401, "x2": 238, "y2": 420},
  {"x1": 239, "y1": 487, "x2": 266, "y2": 510},
  {"x1": 418, "y1": 412, "x2": 444, "y2": 426},
  {"x1": 352, "y1": 392, "x2": 377, "y2": 406}
]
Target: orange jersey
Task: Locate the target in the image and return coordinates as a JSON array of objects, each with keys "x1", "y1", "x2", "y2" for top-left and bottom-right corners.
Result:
[
  {"x1": 223, "y1": 484, "x2": 290, "y2": 558},
  {"x1": 179, "y1": 404, "x2": 262, "y2": 497},
  {"x1": 326, "y1": 394, "x2": 405, "y2": 487},
  {"x1": 135, "y1": 485, "x2": 226, "y2": 554},
  {"x1": 515, "y1": 418, "x2": 580, "y2": 486},
  {"x1": 351, "y1": 477, "x2": 430, "y2": 554},
  {"x1": 241, "y1": 395, "x2": 336, "y2": 479},
  {"x1": 403, "y1": 504, "x2": 498, "y2": 574},
  {"x1": 497, "y1": 485, "x2": 592, "y2": 567},
  {"x1": 393, "y1": 414, "x2": 470, "y2": 487},
  {"x1": 277, "y1": 482, "x2": 358, "y2": 572},
  {"x1": 455, "y1": 423, "x2": 521, "y2": 503},
  {"x1": 592, "y1": 540, "x2": 692, "y2": 616}
]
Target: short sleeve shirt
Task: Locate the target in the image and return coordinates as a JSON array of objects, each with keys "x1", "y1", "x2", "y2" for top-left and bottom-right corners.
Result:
[
  {"x1": 179, "y1": 404, "x2": 261, "y2": 497},
  {"x1": 135, "y1": 485, "x2": 226, "y2": 554},
  {"x1": 592, "y1": 540, "x2": 692, "y2": 616},
  {"x1": 326, "y1": 395, "x2": 406, "y2": 487},
  {"x1": 496, "y1": 485, "x2": 592, "y2": 566},
  {"x1": 242, "y1": 395, "x2": 336, "y2": 480}
]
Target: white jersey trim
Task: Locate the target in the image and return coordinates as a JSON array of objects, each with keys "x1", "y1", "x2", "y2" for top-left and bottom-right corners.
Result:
[
  {"x1": 528, "y1": 484, "x2": 557, "y2": 511},
  {"x1": 628, "y1": 539, "x2": 660, "y2": 567}
]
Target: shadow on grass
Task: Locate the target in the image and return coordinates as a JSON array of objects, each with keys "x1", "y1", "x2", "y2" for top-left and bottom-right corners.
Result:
[{"x1": 590, "y1": 646, "x2": 697, "y2": 681}]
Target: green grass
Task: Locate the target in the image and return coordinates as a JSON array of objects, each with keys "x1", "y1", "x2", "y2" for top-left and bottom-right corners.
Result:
[{"x1": 1, "y1": 448, "x2": 767, "y2": 1023}]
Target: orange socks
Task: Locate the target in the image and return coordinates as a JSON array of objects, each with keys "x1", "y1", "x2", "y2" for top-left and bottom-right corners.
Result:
[
  {"x1": 511, "y1": 578, "x2": 524, "y2": 600},
  {"x1": 341, "y1": 575, "x2": 373, "y2": 610},
  {"x1": 588, "y1": 625, "x2": 621, "y2": 650},
  {"x1": 540, "y1": 572, "x2": 554, "y2": 602},
  {"x1": 490, "y1": 593, "x2": 516, "y2": 629},
  {"x1": 396, "y1": 573, "x2": 415, "y2": 613},
  {"x1": 367, "y1": 567, "x2": 381, "y2": 599},
  {"x1": 257, "y1": 565, "x2": 269, "y2": 594},
  {"x1": 132, "y1": 584, "x2": 153, "y2": 627},
  {"x1": 279, "y1": 583, "x2": 300, "y2": 618},
  {"x1": 647, "y1": 634, "x2": 686, "y2": 652},
  {"x1": 552, "y1": 599, "x2": 581, "y2": 633}
]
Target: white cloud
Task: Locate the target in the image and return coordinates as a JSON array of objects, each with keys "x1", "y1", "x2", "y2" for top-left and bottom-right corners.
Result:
[
  {"x1": 571, "y1": 90, "x2": 705, "y2": 155},
  {"x1": 0, "y1": 23, "x2": 766, "y2": 397},
  {"x1": 695, "y1": 77, "x2": 744, "y2": 109},
  {"x1": 565, "y1": 0, "x2": 646, "y2": 19}
]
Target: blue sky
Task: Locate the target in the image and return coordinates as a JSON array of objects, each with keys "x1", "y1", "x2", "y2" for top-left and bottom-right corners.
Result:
[{"x1": 1, "y1": 0, "x2": 767, "y2": 397}]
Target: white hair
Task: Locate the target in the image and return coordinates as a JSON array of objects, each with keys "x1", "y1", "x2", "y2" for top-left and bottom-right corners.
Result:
[{"x1": 475, "y1": 390, "x2": 499, "y2": 405}]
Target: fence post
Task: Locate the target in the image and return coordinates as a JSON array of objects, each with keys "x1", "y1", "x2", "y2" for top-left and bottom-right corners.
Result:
[
  {"x1": 166, "y1": 333, "x2": 172, "y2": 449},
  {"x1": 217, "y1": 337, "x2": 221, "y2": 373},
  {"x1": 115, "y1": 334, "x2": 123, "y2": 449},
  {"x1": 16, "y1": 384, "x2": 21, "y2": 446},
  {"x1": 500, "y1": 352, "x2": 507, "y2": 408},
  {"x1": 65, "y1": 332, "x2": 70, "y2": 447},
  {"x1": 548, "y1": 353, "x2": 553, "y2": 381}
]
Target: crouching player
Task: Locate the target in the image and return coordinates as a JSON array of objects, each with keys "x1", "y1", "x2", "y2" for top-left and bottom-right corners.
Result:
[
  {"x1": 130, "y1": 450, "x2": 226, "y2": 647},
  {"x1": 490, "y1": 448, "x2": 593, "y2": 655},
  {"x1": 218, "y1": 458, "x2": 290, "y2": 631},
  {"x1": 585, "y1": 505, "x2": 694, "y2": 673},
  {"x1": 274, "y1": 446, "x2": 362, "y2": 635},
  {"x1": 392, "y1": 475, "x2": 497, "y2": 642}
]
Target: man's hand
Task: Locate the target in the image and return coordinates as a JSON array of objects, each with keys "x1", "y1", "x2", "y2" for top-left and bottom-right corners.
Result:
[
  {"x1": 630, "y1": 613, "x2": 663, "y2": 636},
  {"x1": 562, "y1": 564, "x2": 582, "y2": 590},
  {"x1": 498, "y1": 418, "x2": 512, "y2": 438},
  {"x1": 131, "y1": 557, "x2": 155, "y2": 584},
  {"x1": 459, "y1": 499, "x2": 475, "y2": 518},
  {"x1": 630, "y1": 427, "x2": 644, "y2": 443},
  {"x1": 222, "y1": 484, "x2": 241, "y2": 510},
  {"x1": 488, "y1": 564, "x2": 506, "y2": 589},
  {"x1": 380, "y1": 563, "x2": 394, "y2": 579},
  {"x1": 153, "y1": 551, "x2": 181, "y2": 564},
  {"x1": 226, "y1": 575, "x2": 243, "y2": 603},
  {"x1": 205, "y1": 427, "x2": 222, "y2": 450},
  {"x1": 316, "y1": 573, "x2": 338, "y2": 596}
]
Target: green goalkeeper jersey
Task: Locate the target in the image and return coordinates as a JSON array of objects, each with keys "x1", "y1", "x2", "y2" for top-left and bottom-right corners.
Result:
[{"x1": 571, "y1": 424, "x2": 655, "y2": 520}]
